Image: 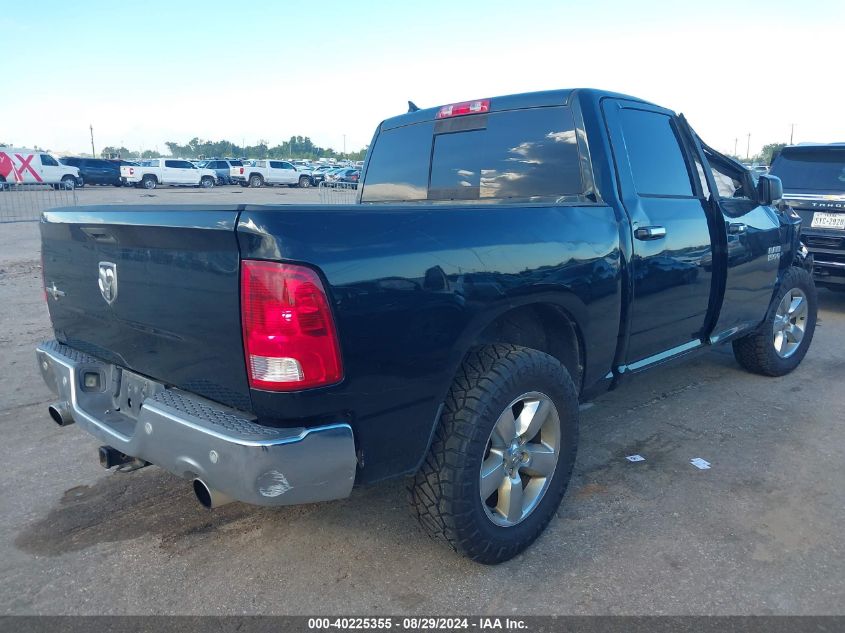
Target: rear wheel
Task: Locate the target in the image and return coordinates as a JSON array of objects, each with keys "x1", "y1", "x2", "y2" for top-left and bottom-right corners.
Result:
[
  {"x1": 732, "y1": 266, "x2": 817, "y2": 377},
  {"x1": 410, "y1": 344, "x2": 579, "y2": 564},
  {"x1": 249, "y1": 174, "x2": 263, "y2": 188},
  {"x1": 141, "y1": 175, "x2": 157, "y2": 190},
  {"x1": 298, "y1": 176, "x2": 311, "y2": 188}
]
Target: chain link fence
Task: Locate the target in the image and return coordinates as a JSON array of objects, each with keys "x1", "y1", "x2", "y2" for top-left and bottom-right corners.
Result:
[
  {"x1": 0, "y1": 183, "x2": 78, "y2": 223},
  {"x1": 317, "y1": 181, "x2": 358, "y2": 205}
]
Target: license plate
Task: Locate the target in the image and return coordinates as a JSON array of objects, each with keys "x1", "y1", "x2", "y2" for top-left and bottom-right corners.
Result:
[{"x1": 811, "y1": 212, "x2": 845, "y2": 230}]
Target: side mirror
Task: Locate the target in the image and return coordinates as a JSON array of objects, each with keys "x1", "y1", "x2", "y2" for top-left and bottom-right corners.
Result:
[{"x1": 757, "y1": 175, "x2": 783, "y2": 205}]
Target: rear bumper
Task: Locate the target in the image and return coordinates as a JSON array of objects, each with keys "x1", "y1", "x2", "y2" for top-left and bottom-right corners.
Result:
[{"x1": 36, "y1": 340, "x2": 357, "y2": 506}]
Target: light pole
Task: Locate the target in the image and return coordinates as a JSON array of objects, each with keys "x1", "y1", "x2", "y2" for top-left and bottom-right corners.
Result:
[
  {"x1": 790, "y1": 123, "x2": 795, "y2": 145},
  {"x1": 746, "y1": 133, "x2": 751, "y2": 160},
  {"x1": 90, "y1": 124, "x2": 96, "y2": 158},
  {"x1": 734, "y1": 138, "x2": 738, "y2": 156},
  {"x1": 343, "y1": 134, "x2": 346, "y2": 156}
]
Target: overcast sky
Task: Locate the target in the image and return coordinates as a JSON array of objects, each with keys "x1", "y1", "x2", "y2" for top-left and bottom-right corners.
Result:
[{"x1": 3, "y1": 0, "x2": 843, "y2": 158}]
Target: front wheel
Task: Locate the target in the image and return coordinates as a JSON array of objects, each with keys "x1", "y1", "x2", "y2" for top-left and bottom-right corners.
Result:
[
  {"x1": 200, "y1": 176, "x2": 215, "y2": 188},
  {"x1": 61, "y1": 176, "x2": 76, "y2": 190},
  {"x1": 298, "y1": 176, "x2": 311, "y2": 188},
  {"x1": 410, "y1": 344, "x2": 579, "y2": 564},
  {"x1": 732, "y1": 266, "x2": 817, "y2": 377}
]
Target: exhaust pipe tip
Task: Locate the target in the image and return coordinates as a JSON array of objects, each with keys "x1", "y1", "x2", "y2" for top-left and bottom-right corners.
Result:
[
  {"x1": 193, "y1": 479, "x2": 234, "y2": 509},
  {"x1": 48, "y1": 402, "x2": 74, "y2": 426}
]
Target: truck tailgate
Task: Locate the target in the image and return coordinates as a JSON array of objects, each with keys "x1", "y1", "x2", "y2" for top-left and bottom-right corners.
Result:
[{"x1": 40, "y1": 206, "x2": 252, "y2": 411}]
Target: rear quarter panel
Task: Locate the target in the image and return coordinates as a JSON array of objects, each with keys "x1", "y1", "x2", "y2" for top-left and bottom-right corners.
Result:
[{"x1": 237, "y1": 203, "x2": 622, "y2": 482}]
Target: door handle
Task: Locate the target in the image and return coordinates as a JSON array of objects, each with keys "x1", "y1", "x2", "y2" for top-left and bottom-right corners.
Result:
[
  {"x1": 634, "y1": 226, "x2": 667, "y2": 241},
  {"x1": 728, "y1": 222, "x2": 747, "y2": 234}
]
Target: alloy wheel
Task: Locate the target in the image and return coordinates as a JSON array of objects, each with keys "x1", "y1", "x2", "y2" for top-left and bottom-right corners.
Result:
[
  {"x1": 480, "y1": 391, "x2": 561, "y2": 527},
  {"x1": 773, "y1": 288, "x2": 808, "y2": 358}
]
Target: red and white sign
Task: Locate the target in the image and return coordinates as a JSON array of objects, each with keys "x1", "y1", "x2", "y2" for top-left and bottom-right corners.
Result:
[{"x1": 0, "y1": 152, "x2": 43, "y2": 183}]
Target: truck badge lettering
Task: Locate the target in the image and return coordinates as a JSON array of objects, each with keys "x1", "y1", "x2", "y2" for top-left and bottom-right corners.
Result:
[{"x1": 98, "y1": 262, "x2": 118, "y2": 305}]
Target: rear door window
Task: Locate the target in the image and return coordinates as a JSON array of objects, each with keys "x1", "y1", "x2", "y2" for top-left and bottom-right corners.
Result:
[
  {"x1": 618, "y1": 108, "x2": 693, "y2": 197},
  {"x1": 362, "y1": 106, "x2": 583, "y2": 203}
]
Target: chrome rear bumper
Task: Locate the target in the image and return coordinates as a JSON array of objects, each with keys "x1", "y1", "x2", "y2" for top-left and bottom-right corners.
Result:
[{"x1": 36, "y1": 340, "x2": 357, "y2": 506}]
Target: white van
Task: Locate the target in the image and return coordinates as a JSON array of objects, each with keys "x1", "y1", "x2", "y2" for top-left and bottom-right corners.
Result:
[{"x1": 0, "y1": 147, "x2": 81, "y2": 189}]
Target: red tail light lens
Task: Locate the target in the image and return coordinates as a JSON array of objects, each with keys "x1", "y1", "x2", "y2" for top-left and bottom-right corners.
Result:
[
  {"x1": 129, "y1": 167, "x2": 134, "y2": 175},
  {"x1": 435, "y1": 99, "x2": 490, "y2": 119},
  {"x1": 241, "y1": 260, "x2": 343, "y2": 391}
]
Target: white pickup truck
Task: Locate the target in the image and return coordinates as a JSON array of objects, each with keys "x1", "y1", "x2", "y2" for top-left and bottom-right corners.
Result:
[
  {"x1": 229, "y1": 159, "x2": 312, "y2": 188},
  {"x1": 120, "y1": 159, "x2": 217, "y2": 189}
]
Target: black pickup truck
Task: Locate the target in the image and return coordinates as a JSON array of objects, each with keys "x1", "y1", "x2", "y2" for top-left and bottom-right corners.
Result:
[
  {"x1": 36, "y1": 89, "x2": 816, "y2": 564},
  {"x1": 770, "y1": 143, "x2": 845, "y2": 290}
]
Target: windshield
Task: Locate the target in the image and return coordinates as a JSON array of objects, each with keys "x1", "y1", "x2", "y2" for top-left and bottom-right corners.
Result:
[{"x1": 770, "y1": 148, "x2": 845, "y2": 192}]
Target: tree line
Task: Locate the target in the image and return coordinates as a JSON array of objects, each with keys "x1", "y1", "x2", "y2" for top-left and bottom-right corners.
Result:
[
  {"x1": 100, "y1": 136, "x2": 367, "y2": 162},
  {"x1": 726, "y1": 142, "x2": 786, "y2": 166}
]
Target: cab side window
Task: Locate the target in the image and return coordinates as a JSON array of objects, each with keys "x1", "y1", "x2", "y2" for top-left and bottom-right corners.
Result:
[
  {"x1": 705, "y1": 151, "x2": 752, "y2": 200},
  {"x1": 618, "y1": 109, "x2": 693, "y2": 197}
]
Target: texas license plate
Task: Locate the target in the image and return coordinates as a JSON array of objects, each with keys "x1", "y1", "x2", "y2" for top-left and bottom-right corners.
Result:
[{"x1": 811, "y1": 212, "x2": 845, "y2": 230}]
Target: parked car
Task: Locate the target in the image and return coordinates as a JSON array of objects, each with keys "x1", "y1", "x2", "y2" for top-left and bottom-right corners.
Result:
[
  {"x1": 229, "y1": 159, "x2": 311, "y2": 188},
  {"x1": 0, "y1": 147, "x2": 80, "y2": 189},
  {"x1": 322, "y1": 167, "x2": 347, "y2": 183},
  {"x1": 770, "y1": 143, "x2": 845, "y2": 291},
  {"x1": 197, "y1": 159, "x2": 243, "y2": 185},
  {"x1": 60, "y1": 157, "x2": 124, "y2": 187},
  {"x1": 327, "y1": 168, "x2": 361, "y2": 188},
  {"x1": 36, "y1": 88, "x2": 814, "y2": 564},
  {"x1": 119, "y1": 159, "x2": 217, "y2": 189}
]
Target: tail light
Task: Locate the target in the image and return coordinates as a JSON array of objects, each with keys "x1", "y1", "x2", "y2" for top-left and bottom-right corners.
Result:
[
  {"x1": 241, "y1": 260, "x2": 343, "y2": 391},
  {"x1": 239, "y1": 167, "x2": 244, "y2": 175},
  {"x1": 129, "y1": 167, "x2": 134, "y2": 175},
  {"x1": 435, "y1": 99, "x2": 490, "y2": 119}
]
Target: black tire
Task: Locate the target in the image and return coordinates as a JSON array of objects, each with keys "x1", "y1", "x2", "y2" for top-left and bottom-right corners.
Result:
[
  {"x1": 298, "y1": 176, "x2": 311, "y2": 188},
  {"x1": 200, "y1": 176, "x2": 215, "y2": 188},
  {"x1": 732, "y1": 266, "x2": 817, "y2": 377},
  {"x1": 113, "y1": 180, "x2": 123, "y2": 188},
  {"x1": 249, "y1": 174, "x2": 263, "y2": 188},
  {"x1": 141, "y1": 175, "x2": 157, "y2": 190},
  {"x1": 61, "y1": 176, "x2": 76, "y2": 190},
  {"x1": 239, "y1": 181, "x2": 250, "y2": 188},
  {"x1": 410, "y1": 344, "x2": 579, "y2": 564}
]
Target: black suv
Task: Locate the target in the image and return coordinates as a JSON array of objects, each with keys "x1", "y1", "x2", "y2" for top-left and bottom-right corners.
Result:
[
  {"x1": 59, "y1": 157, "x2": 125, "y2": 187},
  {"x1": 771, "y1": 144, "x2": 845, "y2": 290}
]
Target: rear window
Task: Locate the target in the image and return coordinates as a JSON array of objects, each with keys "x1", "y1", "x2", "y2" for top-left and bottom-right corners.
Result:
[
  {"x1": 770, "y1": 148, "x2": 845, "y2": 192},
  {"x1": 362, "y1": 106, "x2": 583, "y2": 203}
]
